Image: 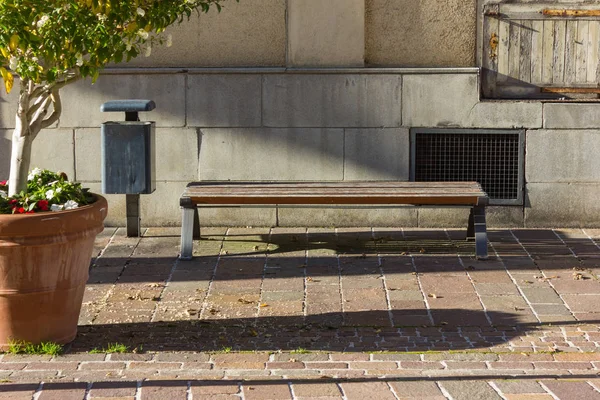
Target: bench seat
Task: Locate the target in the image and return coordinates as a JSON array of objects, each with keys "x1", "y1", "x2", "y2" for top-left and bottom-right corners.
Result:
[{"x1": 179, "y1": 181, "x2": 489, "y2": 260}]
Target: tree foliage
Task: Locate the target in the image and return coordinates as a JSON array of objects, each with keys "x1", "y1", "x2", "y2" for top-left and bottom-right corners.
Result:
[{"x1": 0, "y1": 0, "x2": 228, "y2": 93}]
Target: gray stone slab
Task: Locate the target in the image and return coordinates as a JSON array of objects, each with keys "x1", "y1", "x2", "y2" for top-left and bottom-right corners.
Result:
[
  {"x1": 418, "y1": 206, "x2": 524, "y2": 228},
  {"x1": 1, "y1": 128, "x2": 75, "y2": 181},
  {"x1": 187, "y1": 75, "x2": 262, "y2": 127},
  {"x1": 30, "y1": 129, "x2": 76, "y2": 180},
  {"x1": 403, "y1": 74, "x2": 542, "y2": 128},
  {"x1": 402, "y1": 74, "x2": 479, "y2": 127},
  {"x1": 277, "y1": 206, "x2": 418, "y2": 227},
  {"x1": 60, "y1": 74, "x2": 185, "y2": 128},
  {"x1": 466, "y1": 101, "x2": 542, "y2": 129},
  {"x1": 198, "y1": 206, "x2": 277, "y2": 227},
  {"x1": 526, "y1": 129, "x2": 600, "y2": 183},
  {"x1": 198, "y1": 128, "x2": 344, "y2": 180},
  {"x1": 288, "y1": 0, "x2": 364, "y2": 67},
  {"x1": 344, "y1": 128, "x2": 410, "y2": 180},
  {"x1": 262, "y1": 74, "x2": 402, "y2": 127},
  {"x1": 525, "y1": 183, "x2": 600, "y2": 228},
  {"x1": 544, "y1": 103, "x2": 600, "y2": 129},
  {"x1": 0, "y1": 130, "x2": 11, "y2": 179},
  {"x1": 0, "y1": 81, "x2": 20, "y2": 129},
  {"x1": 418, "y1": 208, "x2": 470, "y2": 228},
  {"x1": 76, "y1": 128, "x2": 198, "y2": 182}
]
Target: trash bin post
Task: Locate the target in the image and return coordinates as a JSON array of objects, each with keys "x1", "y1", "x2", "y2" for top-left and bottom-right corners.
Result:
[{"x1": 100, "y1": 100, "x2": 156, "y2": 237}]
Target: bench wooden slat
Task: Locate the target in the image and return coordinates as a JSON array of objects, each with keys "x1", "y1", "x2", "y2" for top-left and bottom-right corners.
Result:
[{"x1": 181, "y1": 182, "x2": 488, "y2": 206}]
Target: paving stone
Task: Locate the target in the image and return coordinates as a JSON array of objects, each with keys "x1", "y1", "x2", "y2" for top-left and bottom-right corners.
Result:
[
  {"x1": 242, "y1": 383, "x2": 293, "y2": 400},
  {"x1": 38, "y1": 382, "x2": 87, "y2": 400},
  {"x1": 340, "y1": 381, "x2": 396, "y2": 400},
  {"x1": 388, "y1": 381, "x2": 446, "y2": 398},
  {"x1": 543, "y1": 380, "x2": 600, "y2": 400},
  {"x1": 291, "y1": 382, "x2": 342, "y2": 397},
  {"x1": 493, "y1": 380, "x2": 547, "y2": 394},
  {"x1": 440, "y1": 380, "x2": 503, "y2": 400},
  {"x1": 89, "y1": 381, "x2": 138, "y2": 398},
  {"x1": 520, "y1": 288, "x2": 563, "y2": 304}
]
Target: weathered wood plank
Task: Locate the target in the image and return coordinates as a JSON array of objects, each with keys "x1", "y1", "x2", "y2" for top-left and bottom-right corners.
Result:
[
  {"x1": 564, "y1": 20, "x2": 577, "y2": 84},
  {"x1": 576, "y1": 20, "x2": 590, "y2": 83},
  {"x1": 587, "y1": 21, "x2": 599, "y2": 83},
  {"x1": 542, "y1": 20, "x2": 555, "y2": 83},
  {"x1": 509, "y1": 20, "x2": 522, "y2": 80},
  {"x1": 553, "y1": 20, "x2": 567, "y2": 83},
  {"x1": 542, "y1": 87, "x2": 600, "y2": 93},
  {"x1": 520, "y1": 20, "x2": 533, "y2": 82},
  {"x1": 483, "y1": 15, "x2": 500, "y2": 97},
  {"x1": 498, "y1": 19, "x2": 511, "y2": 83},
  {"x1": 544, "y1": 9, "x2": 600, "y2": 18},
  {"x1": 531, "y1": 20, "x2": 544, "y2": 84}
]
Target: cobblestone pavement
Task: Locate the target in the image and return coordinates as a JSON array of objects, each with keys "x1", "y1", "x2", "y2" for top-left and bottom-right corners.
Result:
[{"x1": 3, "y1": 227, "x2": 600, "y2": 399}]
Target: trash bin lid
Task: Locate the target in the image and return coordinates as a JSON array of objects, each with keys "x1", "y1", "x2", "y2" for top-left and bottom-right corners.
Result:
[{"x1": 101, "y1": 100, "x2": 156, "y2": 112}]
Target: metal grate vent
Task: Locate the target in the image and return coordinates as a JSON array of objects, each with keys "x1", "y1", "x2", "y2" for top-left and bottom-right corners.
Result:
[{"x1": 411, "y1": 129, "x2": 524, "y2": 205}]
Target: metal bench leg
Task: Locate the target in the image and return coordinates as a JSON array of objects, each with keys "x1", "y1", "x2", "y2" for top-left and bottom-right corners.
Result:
[
  {"x1": 473, "y1": 205, "x2": 488, "y2": 260},
  {"x1": 180, "y1": 207, "x2": 195, "y2": 260},
  {"x1": 466, "y1": 207, "x2": 475, "y2": 240}
]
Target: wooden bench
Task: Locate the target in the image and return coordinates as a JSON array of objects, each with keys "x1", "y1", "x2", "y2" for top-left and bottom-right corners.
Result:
[{"x1": 179, "y1": 181, "x2": 489, "y2": 260}]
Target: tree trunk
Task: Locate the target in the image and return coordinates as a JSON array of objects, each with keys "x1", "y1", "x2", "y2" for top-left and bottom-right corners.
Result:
[{"x1": 8, "y1": 121, "x2": 32, "y2": 196}]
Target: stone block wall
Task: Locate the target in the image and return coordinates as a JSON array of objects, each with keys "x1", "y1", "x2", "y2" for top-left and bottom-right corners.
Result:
[{"x1": 1, "y1": 68, "x2": 598, "y2": 228}]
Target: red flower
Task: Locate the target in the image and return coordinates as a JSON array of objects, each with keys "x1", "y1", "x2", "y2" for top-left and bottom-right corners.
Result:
[
  {"x1": 26, "y1": 211, "x2": 35, "y2": 214},
  {"x1": 16, "y1": 207, "x2": 25, "y2": 214},
  {"x1": 9, "y1": 199, "x2": 18, "y2": 205},
  {"x1": 0, "y1": 180, "x2": 6, "y2": 186},
  {"x1": 37, "y1": 200, "x2": 49, "y2": 211}
]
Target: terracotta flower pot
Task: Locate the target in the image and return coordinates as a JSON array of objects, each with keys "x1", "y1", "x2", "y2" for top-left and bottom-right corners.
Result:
[{"x1": 0, "y1": 195, "x2": 108, "y2": 348}]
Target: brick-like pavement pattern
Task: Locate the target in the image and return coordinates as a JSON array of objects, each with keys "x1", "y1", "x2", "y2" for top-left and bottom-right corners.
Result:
[{"x1": 3, "y1": 227, "x2": 600, "y2": 399}]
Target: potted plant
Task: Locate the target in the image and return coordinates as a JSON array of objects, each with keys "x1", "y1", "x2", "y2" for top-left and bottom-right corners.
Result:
[{"x1": 0, "y1": 0, "x2": 228, "y2": 348}]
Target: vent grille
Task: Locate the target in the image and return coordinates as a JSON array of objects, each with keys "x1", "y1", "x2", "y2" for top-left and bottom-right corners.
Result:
[{"x1": 411, "y1": 129, "x2": 524, "y2": 205}]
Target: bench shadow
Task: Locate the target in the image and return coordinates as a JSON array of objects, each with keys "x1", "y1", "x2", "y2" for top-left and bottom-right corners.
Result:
[{"x1": 71, "y1": 309, "x2": 521, "y2": 353}]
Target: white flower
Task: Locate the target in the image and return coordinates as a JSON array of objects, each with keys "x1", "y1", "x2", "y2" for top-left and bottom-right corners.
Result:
[
  {"x1": 166, "y1": 34, "x2": 173, "y2": 48},
  {"x1": 36, "y1": 15, "x2": 50, "y2": 29},
  {"x1": 50, "y1": 204, "x2": 63, "y2": 212},
  {"x1": 144, "y1": 44, "x2": 152, "y2": 57},
  {"x1": 27, "y1": 168, "x2": 42, "y2": 181},
  {"x1": 9, "y1": 57, "x2": 17, "y2": 71},
  {"x1": 75, "y1": 53, "x2": 84, "y2": 67},
  {"x1": 45, "y1": 189, "x2": 55, "y2": 200},
  {"x1": 0, "y1": 190, "x2": 6, "y2": 198},
  {"x1": 137, "y1": 29, "x2": 149, "y2": 40},
  {"x1": 97, "y1": 13, "x2": 108, "y2": 22},
  {"x1": 136, "y1": 7, "x2": 145, "y2": 17},
  {"x1": 63, "y1": 200, "x2": 79, "y2": 210},
  {"x1": 28, "y1": 65, "x2": 35, "y2": 72},
  {"x1": 56, "y1": 187, "x2": 62, "y2": 194}
]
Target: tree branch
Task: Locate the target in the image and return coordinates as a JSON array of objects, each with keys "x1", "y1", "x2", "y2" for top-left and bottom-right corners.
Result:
[
  {"x1": 40, "y1": 91, "x2": 62, "y2": 130},
  {"x1": 26, "y1": 93, "x2": 51, "y2": 120},
  {"x1": 29, "y1": 95, "x2": 53, "y2": 135}
]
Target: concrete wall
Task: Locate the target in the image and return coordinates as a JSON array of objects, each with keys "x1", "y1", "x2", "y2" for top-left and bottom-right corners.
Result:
[
  {"x1": 111, "y1": 0, "x2": 480, "y2": 68},
  {"x1": 365, "y1": 0, "x2": 477, "y2": 67},
  {"x1": 125, "y1": 0, "x2": 287, "y2": 67},
  {"x1": 3, "y1": 68, "x2": 599, "y2": 228}
]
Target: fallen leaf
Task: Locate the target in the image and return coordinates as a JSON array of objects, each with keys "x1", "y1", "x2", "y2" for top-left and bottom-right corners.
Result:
[
  {"x1": 209, "y1": 308, "x2": 219, "y2": 314},
  {"x1": 186, "y1": 309, "x2": 199, "y2": 316},
  {"x1": 465, "y1": 266, "x2": 476, "y2": 271},
  {"x1": 428, "y1": 293, "x2": 441, "y2": 299},
  {"x1": 238, "y1": 298, "x2": 254, "y2": 305},
  {"x1": 298, "y1": 264, "x2": 307, "y2": 268},
  {"x1": 248, "y1": 329, "x2": 258, "y2": 337},
  {"x1": 400, "y1": 252, "x2": 407, "y2": 256},
  {"x1": 253, "y1": 245, "x2": 260, "y2": 250},
  {"x1": 260, "y1": 303, "x2": 269, "y2": 308},
  {"x1": 523, "y1": 280, "x2": 533, "y2": 284},
  {"x1": 419, "y1": 248, "x2": 426, "y2": 254}
]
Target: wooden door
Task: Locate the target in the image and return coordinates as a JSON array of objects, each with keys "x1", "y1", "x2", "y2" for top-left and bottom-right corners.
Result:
[{"x1": 482, "y1": 1, "x2": 600, "y2": 99}]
